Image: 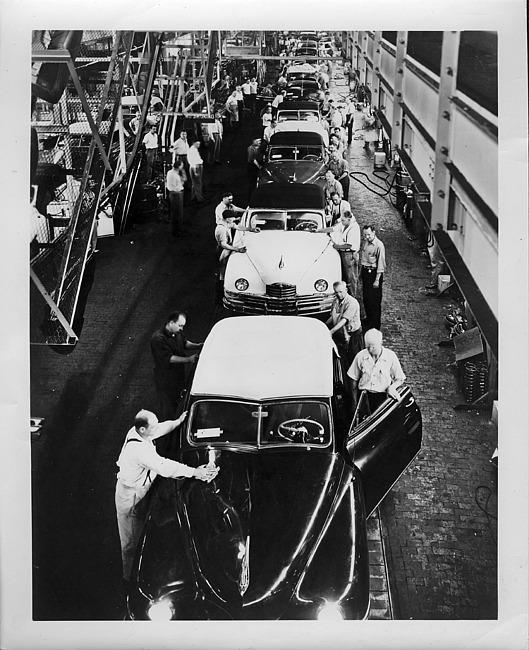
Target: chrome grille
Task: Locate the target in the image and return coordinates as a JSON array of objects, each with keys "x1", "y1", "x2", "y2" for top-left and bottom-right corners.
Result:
[
  {"x1": 266, "y1": 283, "x2": 296, "y2": 299},
  {"x1": 224, "y1": 290, "x2": 333, "y2": 316}
]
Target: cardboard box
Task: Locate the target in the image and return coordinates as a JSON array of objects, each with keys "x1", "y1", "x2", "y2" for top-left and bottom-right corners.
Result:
[{"x1": 437, "y1": 274, "x2": 452, "y2": 293}]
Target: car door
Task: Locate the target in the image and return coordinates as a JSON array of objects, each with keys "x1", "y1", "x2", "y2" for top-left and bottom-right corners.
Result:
[{"x1": 345, "y1": 386, "x2": 422, "y2": 517}]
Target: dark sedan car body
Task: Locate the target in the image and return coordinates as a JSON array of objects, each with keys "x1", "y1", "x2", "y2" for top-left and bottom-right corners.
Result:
[
  {"x1": 284, "y1": 79, "x2": 323, "y2": 103},
  {"x1": 127, "y1": 316, "x2": 422, "y2": 621},
  {"x1": 260, "y1": 131, "x2": 327, "y2": 185}
]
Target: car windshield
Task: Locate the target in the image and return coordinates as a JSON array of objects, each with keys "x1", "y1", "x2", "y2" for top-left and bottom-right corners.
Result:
[
  {"x1": 277, "y1": 111, "x2": 319, "y2": 122},
  {"x1": 248, "y1": 210, "x2": 323, "y2": 230},
  {"x1": 268, "y1": 146, "x2": 324, "y2": 161},
  {"x1": 188, "y1": 399, "x2": 331, "y2": 448}
]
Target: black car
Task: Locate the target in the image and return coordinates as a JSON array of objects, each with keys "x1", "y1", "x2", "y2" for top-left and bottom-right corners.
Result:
[
  {"x1": 284, "y1": 80, "x2": 323, "y2": 103},
  {"x1": 126, "y1": 316, "x2": 422, "y2": 620},
  {"x1": 259, "y1": 130, "x2": 328, "y2": 185}
]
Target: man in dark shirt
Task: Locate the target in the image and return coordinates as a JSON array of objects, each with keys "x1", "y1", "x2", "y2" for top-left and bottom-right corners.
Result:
[{"x1": 150, "y1": 311, "x2": 203, "y2": 420}]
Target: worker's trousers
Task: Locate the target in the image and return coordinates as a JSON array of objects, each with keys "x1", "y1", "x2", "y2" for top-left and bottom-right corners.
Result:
[{"x1": 115, "y1": 480, "x2": 151, "y2": 580}]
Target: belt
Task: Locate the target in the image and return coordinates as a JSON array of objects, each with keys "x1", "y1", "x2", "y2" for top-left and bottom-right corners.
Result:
[{"x1": 362, "y1": 265, "x2": 377, "y2": 271}]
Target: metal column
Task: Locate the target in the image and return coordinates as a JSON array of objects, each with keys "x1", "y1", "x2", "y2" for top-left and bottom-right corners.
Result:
[
  {"x1": 431, "y1": 31, "x2": 461, "y2": 230},
  {"x1": 391, "y1": 31, "x2": 407, "y2": 152}
]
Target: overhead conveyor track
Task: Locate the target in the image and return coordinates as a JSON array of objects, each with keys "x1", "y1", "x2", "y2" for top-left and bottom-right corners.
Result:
[{"x1": 30, "y1": 31, "x2": 162, "y2": 347}]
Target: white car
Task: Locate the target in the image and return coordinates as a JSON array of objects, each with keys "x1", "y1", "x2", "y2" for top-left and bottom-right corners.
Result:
[{"x1": 224, "y1": 183, "x2": 340, "y2": 315}]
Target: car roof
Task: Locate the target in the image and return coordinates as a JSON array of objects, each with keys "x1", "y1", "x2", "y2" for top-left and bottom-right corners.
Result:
[
  {"x1": 286, "y1": 64, "x2": 317, "y2": 74},
  {"x1": 248, "y1": 182, "x2": 326, "y2": 209},
  {"x1": 269, "y1": 131, "x2": 325, "y2": 145},
  {"x1": 191, "y1": 316, "x2": 334, "y2": 399},
  {"x1": 278, "y1": 100, "x2": 320, "y2": 111},
  {"x1": 275, "y1": 121, "x2": 329, "y2": 144}
]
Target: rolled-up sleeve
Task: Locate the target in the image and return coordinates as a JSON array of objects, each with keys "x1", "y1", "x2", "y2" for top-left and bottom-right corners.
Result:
[
  {"x1": 347, "y1": 354, "x2": 362, "y2": 380},
  {"x1": 139, "y1": 444, "x2": 195, "y2": 479},
  {"x1": 390, "y1": 352, "x2": 406, "y2": 383},
  {"x1": 376, "y1": 241, "x2": 386, "y2": 274}
]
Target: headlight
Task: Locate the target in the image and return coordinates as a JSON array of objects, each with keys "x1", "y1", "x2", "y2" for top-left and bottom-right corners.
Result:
[
  {"x1": 317, "y1": 601, "x2": 344, "y2": 620},
  {"x1": 235, "y1": 278, "x2": 249, "y2": 291},
  {"x1": 148, "y1": 599, "x2": 174, "y2": 621},
  {"x1": 314, "y1": 279, "x2": 328, "y2": 292}
]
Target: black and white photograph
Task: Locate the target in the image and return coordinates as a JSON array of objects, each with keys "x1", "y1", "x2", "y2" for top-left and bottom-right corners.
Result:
[{"x1": 0, "y1": 1, "x2": 527, "y2": 648}]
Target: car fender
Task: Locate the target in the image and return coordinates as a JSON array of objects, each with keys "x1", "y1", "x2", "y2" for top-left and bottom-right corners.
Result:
[{"x1": 290, "y1": 468, "x2": 370, "y2": 619}]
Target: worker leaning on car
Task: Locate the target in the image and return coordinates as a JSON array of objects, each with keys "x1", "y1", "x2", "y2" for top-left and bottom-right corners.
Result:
[
  {"x1": 214, "y1": 209, "x2": 258, "y2": 281},
  {"x1": 347, "y1": 328, "x2": 405, "y2": 412},
  {"x1": 115, "y1": 409, "x2": 219, "y2": 583}
]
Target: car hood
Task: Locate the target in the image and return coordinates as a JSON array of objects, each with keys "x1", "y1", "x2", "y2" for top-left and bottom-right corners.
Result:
[
  {"x1": 138, "y1": 449, "x2": 351, "y2": 619},
  {"x1": 241, "y1": 231, "x2": 332, "y2": 285},
  {"x1": 182, "y1": 449, "x2": 349, "y2": 618},
  {"x1": 262, "y1": 161, "x2": 325, "y2": 185}
]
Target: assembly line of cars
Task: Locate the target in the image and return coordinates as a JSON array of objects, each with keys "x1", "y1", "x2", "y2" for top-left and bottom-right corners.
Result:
[{"x1": 125, "y1": 31, "x2": 423, "y2": 621}]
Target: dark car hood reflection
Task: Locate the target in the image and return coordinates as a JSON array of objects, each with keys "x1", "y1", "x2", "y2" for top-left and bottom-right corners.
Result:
[
  {"x1": 262, "y1": 161, "x2": 325, "y2": 185},
  {"x1": 141, "y1": 449, "x2": 348, "y2": 618}
]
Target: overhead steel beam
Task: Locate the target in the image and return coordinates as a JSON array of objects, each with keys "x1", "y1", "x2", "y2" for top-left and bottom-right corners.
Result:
[
  {"x1": 163, "y1": 54, "x2": 339, "y2": 62},
  {"x1": 30, "y1": 268, "x2": 78, "y2": 342}
]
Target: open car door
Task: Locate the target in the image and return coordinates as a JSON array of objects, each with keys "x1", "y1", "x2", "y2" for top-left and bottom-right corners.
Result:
[{"x1": 345, "y1": 386, "x2": 422, "y2": 517}]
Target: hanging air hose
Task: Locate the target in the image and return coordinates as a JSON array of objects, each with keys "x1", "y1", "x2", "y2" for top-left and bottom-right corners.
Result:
[{"x1": 348, "y1": 169, "x2": 399, "y2": 207}]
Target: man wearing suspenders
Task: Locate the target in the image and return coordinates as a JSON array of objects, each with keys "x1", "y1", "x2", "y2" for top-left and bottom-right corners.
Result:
[{"x1": 115, "y1": 409, "x2": 218, "y2": 582}]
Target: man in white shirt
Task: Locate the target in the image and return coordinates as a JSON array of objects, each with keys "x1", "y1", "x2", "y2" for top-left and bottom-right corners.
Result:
[
  {"x1": 225, "y1": 91, "x2": 239, "y2": 130},
  {"x1": 165, "y1": 160, "x2": 186, "y2": 236},
  {"x1": 327, "y1": 191, "x2": 352, "y2": 226},
  {"x1": 330, "y1": 104, "x2": 344, "y2": 128},
  {"x1": 271, "y1": 89, "x2": 286, "y2": 113},
  {"x1": 205, "y1": 112, "x2": 223, "y2": 164},
  {"x1": 316, "y1": 210, "x2": 360, "y2": 295},
  {"x1": 347, "y1": 328, "x2": 405, "y2": 411},
  {"x1": 215, "y1": 210, "x2": 258, "y2": 281},
  {"x1": 115, "y1": 409, "x2": 219, "y2": 581},
  {"x1": 187, "y1": 141, "x2": 205, "y2": 203},
  {"x1": 326, "y1": 281, "x2": 363, "y2": 365},
  {"x1": 170, "y1": 131, "x2": 189, "y2": 164},
  {"x1": 263, "y1": 118, "x2": 279, "y2": 143},
  {"x1": 344, "y1": 96, "x2": 356, "y2": 144},
  {"x1": 249, "y1": 77, "x2": 258, "y2": 114},
  {"x1": 241, "y1": 78, "x2": 252, "y2": 114},
  {"x1": 142, "y1": 125, "x2": 159, "y2": 181}
]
